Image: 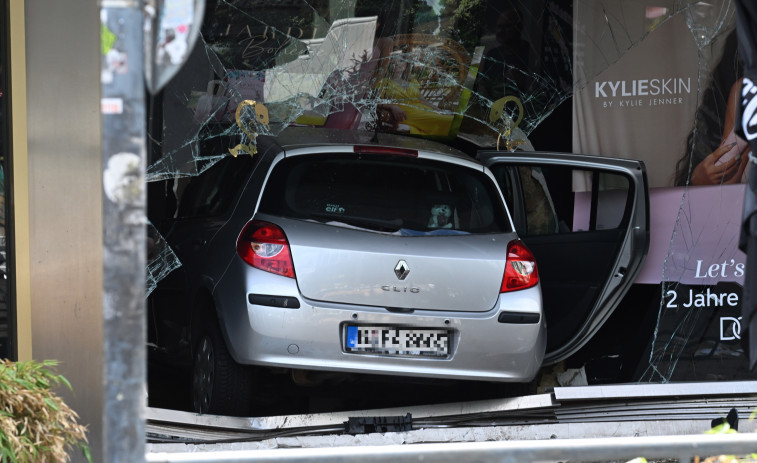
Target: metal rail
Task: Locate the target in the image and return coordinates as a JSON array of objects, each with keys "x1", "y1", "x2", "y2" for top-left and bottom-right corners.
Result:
[
  {"x1": 552, "y1": 381, "x2": 757, "y2": 400},
  {"x1": 146, "y1": 434, "x2": 757, "y2": 463}
]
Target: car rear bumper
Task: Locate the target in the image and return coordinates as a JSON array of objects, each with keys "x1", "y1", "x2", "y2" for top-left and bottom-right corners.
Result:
[{"x1": 217, "y1": 273, "x2": 546, "y2": 383}]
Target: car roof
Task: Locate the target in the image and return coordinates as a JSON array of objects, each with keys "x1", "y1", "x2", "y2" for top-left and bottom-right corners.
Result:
[{"x1": 256, "y1": 127, "x2": 474, "y2": 162}]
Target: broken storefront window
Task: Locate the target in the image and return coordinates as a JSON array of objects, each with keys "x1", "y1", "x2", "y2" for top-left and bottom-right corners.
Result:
[{"x1": 145, "y1": 0, "x2": 755, "y2": 383}]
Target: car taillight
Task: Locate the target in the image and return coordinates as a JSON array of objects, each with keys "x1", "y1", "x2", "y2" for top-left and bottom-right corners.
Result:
[
  {"x1": 500, "y1": 240, "x2": 538, "y2": 292},
  {"x1": 236, "y1": 221, "x2": 295, "y2": 278}
]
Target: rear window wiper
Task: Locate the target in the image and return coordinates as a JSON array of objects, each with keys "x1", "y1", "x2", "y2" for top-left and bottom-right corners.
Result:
[{"x1": 309, "y1": 213, "x2": 404, "y2": 232}]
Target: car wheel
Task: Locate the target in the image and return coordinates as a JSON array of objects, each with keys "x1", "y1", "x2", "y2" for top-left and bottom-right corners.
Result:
[{"x1": 191, "y1": 316, "x2": 253, "y2": 416}]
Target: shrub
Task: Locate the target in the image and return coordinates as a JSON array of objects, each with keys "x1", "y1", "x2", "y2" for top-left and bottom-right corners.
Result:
[{"x1": 0, "y1": 359, "x2": 91, "y2": 462}]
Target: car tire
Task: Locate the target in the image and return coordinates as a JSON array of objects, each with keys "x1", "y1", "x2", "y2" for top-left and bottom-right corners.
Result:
[{"x1": 191, "y1": 315, "x2": 254, "y2": 416}]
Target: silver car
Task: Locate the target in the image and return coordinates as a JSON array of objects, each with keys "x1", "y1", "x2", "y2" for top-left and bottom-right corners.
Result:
[{"x1": 148, "y1": 127, "x2": 648, "y2": 416}]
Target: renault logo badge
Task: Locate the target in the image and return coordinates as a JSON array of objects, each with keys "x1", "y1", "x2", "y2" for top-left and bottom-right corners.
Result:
[{"x1": 394, "y1": 260, "x2": 410, "y2": 280}]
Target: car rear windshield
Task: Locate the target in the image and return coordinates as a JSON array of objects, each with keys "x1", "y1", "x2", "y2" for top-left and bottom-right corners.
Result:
[{"x1": 258, "y1": 153, "x2": 512, "y2": 235}]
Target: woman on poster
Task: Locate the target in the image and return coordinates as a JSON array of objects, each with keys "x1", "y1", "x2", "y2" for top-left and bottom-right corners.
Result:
[{"x1": 675, "y1": 31, "x2": 750, "y2": 186}]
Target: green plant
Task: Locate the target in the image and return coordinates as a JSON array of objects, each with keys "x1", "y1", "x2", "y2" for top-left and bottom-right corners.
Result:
[
  {"x1": 0, "y1": 359, "x2": 91, "y2": 462},
  {"x1": 627, "y1": 412, "x2": 757, "y2": 463}
]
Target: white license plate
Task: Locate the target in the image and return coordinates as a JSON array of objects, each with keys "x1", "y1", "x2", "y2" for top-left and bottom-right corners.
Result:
[{"x1": 345, "y1": 326, "x2": 450, "y2": 357}]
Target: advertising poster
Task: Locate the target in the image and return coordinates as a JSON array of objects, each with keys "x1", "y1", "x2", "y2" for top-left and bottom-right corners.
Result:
[{"x1": 573, "y1": 1, "x2": 754, "y2": 381}]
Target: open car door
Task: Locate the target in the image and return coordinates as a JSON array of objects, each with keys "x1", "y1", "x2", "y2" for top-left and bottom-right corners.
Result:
[{"x1": 479, "y1": 151, "x2": 650, "y2": 365}]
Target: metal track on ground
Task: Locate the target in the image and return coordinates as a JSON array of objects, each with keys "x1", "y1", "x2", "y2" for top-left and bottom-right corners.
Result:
[{"x1": 146, "y1": 382, "x2": 757, "y2": 445}]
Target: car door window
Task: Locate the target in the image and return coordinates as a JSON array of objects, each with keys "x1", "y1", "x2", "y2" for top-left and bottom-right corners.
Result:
[
  {"x1": 492, "y1": 164, "x2": 633, "y2": 236},
  {"x1": 572, "y1": 170, "x2": 631, "y2": 231}
]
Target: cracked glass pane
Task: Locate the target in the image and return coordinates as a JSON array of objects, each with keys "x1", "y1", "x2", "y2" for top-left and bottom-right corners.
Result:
[
  {"x1": 146, "y1": 0, "x2": 755, "y2": 384},
  {"x1": 146, "y1": 221, "x2": 181, "y2": 298},
  {"x1": 573, "y1": 0, "x2": 751, "y2": 383}
]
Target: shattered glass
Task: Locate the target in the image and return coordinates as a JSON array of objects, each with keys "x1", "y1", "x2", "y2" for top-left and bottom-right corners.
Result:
[
  {"x1": 146, "y1": 220, "x2": 181, "y2": 297},
  {"x1": 145, "y1": 0, "x2": 755, "y2": 383},
  {"x1": 572, "y1": 0, "x2": 751, "y2": 383}
]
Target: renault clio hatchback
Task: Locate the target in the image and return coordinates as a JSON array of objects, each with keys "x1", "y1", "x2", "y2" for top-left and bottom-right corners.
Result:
[{"x1": 148, "y1": 127, "x2": 649, "y2": 416}]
